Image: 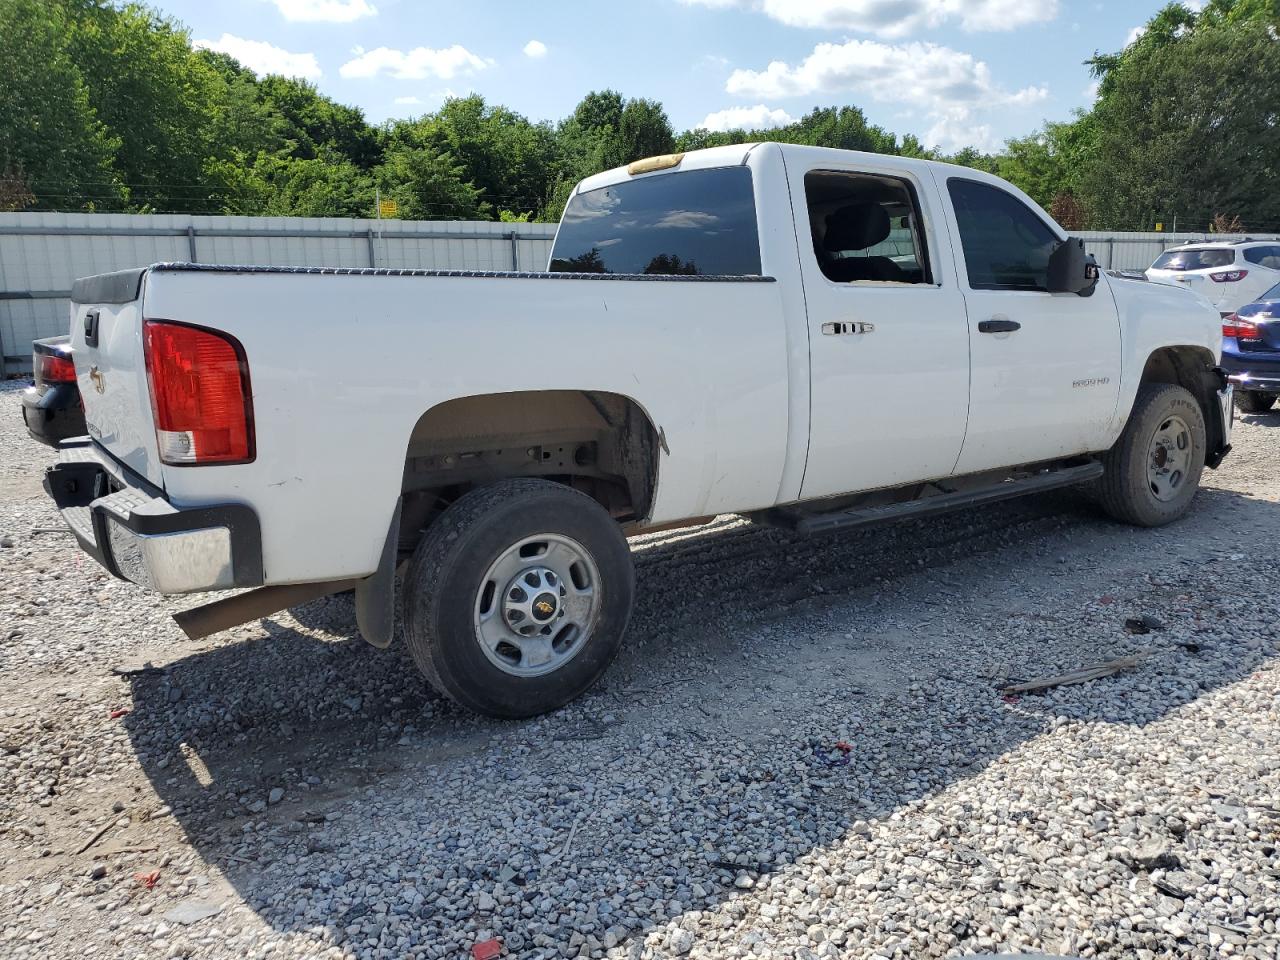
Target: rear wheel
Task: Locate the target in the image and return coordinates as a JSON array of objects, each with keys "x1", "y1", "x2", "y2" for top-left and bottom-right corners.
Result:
[
  {"x1": 400, "y1": 479, "x2": 634, "y2": 719},
  {"x1": 1097, "y1": 383, "x2": 1206, "y2": 527},
  {"x1": 1235, "y1": 390, "x2": 1277, "y2": 414}
]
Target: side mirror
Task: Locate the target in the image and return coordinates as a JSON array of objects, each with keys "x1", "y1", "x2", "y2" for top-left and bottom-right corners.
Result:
[{"x1": 1047, "y1": 236, "x2": 1100, "y2": 295}]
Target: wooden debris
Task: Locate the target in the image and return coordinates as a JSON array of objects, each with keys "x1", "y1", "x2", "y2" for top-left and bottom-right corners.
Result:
[{"x1": 1000, "y1": 652, "x2": 1149, "y2": 695}]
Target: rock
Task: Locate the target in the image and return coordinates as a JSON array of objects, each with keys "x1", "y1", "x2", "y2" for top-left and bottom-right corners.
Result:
[
  {"x1": 666, "y1": 928, "x2": 694, "y2": 955},
  {"x1": 268, "y1": 787, "x2": 284, "y2": 805},
  {"x1": 163, "y1": 900, "x2": 222, "y2": 926},
  {"x1": 477, "y1": 891, "x2": 496, "y2": 912},
  {"x1": 88, "y1": 865, "x2": 106, "y2": 880},
  {"x1": 1129, "y1": 839, "x2": 1178, "y2": 872}
]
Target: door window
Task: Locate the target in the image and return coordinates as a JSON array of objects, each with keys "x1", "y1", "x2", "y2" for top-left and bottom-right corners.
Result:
[
  {"x1": 1244, "y1": 246, "x2": 1280, "y2": 269},
  {"x1": 947, "y1": 178, "x2": 1059, "y2": 291},
  {"x1": 804, "y1": 170, "x2": 932, "y2": 284}
]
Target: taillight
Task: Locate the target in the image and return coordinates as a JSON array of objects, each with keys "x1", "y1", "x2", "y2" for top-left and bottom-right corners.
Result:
[
  {"x1": 1210, "y1": 269, "x2": 1248, "y2": 282},
  {"x1": 36, "y1": 352, "x2": 76, "y2": 385},
  {"x1": 1223, "y1": 314, "x2": 1259, "y2": 339},
  {"x1": 143, "y1": 320, "x2": 254, "y2": 465}
]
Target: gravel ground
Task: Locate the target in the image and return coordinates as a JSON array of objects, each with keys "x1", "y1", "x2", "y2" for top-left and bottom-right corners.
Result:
[{"x1": 2, "y1": 378, "x2": 1279, "y2": 960}]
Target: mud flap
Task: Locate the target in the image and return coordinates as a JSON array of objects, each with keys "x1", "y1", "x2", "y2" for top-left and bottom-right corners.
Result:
[{"x1": 355, "y1": 499, "x2": 401, "y2": 649}]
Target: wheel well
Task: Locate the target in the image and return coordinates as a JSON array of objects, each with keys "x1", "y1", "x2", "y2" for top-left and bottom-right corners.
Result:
[
  {"x1": 1139, "y1": 345, "x2": 1226, "y2": 459},
  {"x1": 397, "y1": 390, "x2": 660, "y2": 546}
]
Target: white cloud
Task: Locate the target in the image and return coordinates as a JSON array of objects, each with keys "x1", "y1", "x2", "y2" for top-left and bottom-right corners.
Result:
[
  {"x1": 194, "y1": 34, "x2": 322, "y2": 80},
  {"x1": 270, "y1": 0, "x2": 376, "y2": 22},
  {"x1": 339, "y1": 45, "x2": 492, "y2": 80},
  {"x1": 394, "y1": 95, "x2": 422, "y2": 105},
  {"x1": 700, "y1": 104, "x2": 795, "y2": 131},
  {"x1": 523, "y1": 39, "x2": 548, "y2": 58},
  {"x1": 679, "y1": 0, "x2": 1058, "y2": 37},
  {"x1": 726, "y1": 38, "x2": 1046, "y2": 151}
]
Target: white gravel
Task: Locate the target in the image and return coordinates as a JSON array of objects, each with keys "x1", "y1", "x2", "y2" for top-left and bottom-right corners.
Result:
[{"x1": 1, "y1": 377, "x2": 1279, "y2": 959}]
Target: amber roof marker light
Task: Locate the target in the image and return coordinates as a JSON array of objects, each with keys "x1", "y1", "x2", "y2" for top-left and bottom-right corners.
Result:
[{"x1": 627, "y1": 153, "x2": 685, "y2": 176}]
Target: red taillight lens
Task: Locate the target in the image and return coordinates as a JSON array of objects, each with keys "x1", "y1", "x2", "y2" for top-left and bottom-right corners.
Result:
[
  {"x1": 1223, "y1": 314, "x2": 1259, "y2": 339},
  {"x1": 36, "y1": 352, "x2": 76, "y2": 384},
  {"x1": 143, "y1": 320, "x2": 254, "y2": 465},
  {"x1": 1210, "y1": 269, "x2": 1248, "y2": 282}
]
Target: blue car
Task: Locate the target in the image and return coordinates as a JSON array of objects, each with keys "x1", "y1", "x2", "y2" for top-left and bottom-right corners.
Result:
[{"x1": 1223, "y1": 279, "x2": 1280, "y2": 413}]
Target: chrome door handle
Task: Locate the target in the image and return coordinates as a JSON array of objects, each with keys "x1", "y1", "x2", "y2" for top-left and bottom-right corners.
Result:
[{"x1": 822, "y1": 321, "x2": 875, "y2": 336}]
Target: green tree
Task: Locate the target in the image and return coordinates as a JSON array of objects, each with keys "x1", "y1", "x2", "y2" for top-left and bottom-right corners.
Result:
[
  {"x1": 615, "y1": 98, "x2": 675, "y2": 164},
  {"x1": 375, "y1": 146, "x2": 486, "y2": 221},
  {"x1": 1084, "y1": 16, "x2": 1280, "y2": 229},
  {"x1": 0, "y1": 0, "x2": 120, "y2": 209},
  {"x1": 388, "y1": 95, "x2": 555, "y2": 219},
  {"x1": 56, "y1": 0, "x2": 221, "y2": 211}
]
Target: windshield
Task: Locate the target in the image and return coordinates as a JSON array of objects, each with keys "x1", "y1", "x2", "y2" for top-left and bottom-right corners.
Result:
[
  {"x1": 1262, "y1": 280, "x2": 1280, "y2": 302},
  {"x1": 550, "y1": 166, "x2": 761, "y2": 276},
  {"x1": 1151, "y1": 248, "x2": 1234, "y2": 271}
]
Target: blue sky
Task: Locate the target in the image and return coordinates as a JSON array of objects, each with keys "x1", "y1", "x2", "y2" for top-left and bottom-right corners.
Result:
[{"x1": 168, "y1": 0, "x2": 1177, "y2": 152}]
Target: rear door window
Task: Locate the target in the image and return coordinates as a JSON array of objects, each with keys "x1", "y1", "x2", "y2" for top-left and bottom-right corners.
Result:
[
  {"x1": 1151, "y1": 249, "x2": 1235, "y2": 270},
  {"x1": 549, "y1": 166, "x2": 761, "y2": 276}
]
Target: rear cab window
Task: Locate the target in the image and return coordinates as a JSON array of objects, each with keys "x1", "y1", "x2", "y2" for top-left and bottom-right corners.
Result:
[
  {"x1": 549, "y1": 166, "x2": 761, "y2": 276},
  {"x1": 1151, "y1": 248, "x2": 1236, "y2": 270}
]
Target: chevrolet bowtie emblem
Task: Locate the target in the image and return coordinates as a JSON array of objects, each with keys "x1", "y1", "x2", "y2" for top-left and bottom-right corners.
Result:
[
  {"x1": 535, "y1": 600, "x2": 554, "y2": 616},
  {"x1": 89, "y1": 366, "x2": 105, "y2": 395}
]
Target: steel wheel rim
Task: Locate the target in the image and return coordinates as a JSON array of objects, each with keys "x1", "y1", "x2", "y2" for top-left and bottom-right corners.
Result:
[
  {"x1": 473, "y1": 533, "x2": 601, "y2": 678},
  {"x1": 1147, "y1": 413, "x2": 1192, "y2": 502}
]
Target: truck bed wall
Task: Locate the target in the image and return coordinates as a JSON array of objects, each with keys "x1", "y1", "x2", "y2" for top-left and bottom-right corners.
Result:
[{"x1": 142, "y1": 268, "x2": 792, "y2": 585}]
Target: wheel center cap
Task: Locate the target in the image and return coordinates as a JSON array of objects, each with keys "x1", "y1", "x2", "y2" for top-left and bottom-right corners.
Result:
[
  {"x1": 1153, "y1": 445, "x2": 1169, "y2": 468},
  {"x1": 532, "y1": 593, "x2": 558, "y2": 621}
]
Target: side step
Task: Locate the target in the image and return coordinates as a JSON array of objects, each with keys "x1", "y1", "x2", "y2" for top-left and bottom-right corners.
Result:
[{"x1": 767, "y1": 461, "x2": 1104, "y2": 536}]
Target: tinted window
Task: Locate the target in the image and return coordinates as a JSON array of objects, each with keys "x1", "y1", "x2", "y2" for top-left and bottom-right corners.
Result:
[
  {"x1": 1151, "y1": 248, "x2": 1235, "y2": 270},
  {"x1": 1262, "y1": 280, "x2": 1280, "y2": 302},
  {"x1": 805, "y1": 170, "x2": 931, "y2": 284},
  {"x1": 1243, "y1": 246, "x2": 1280, "y2": 269},
  {"x1": 947, "y1": 178, "x2": 1058, "y2": 291},
  {"x1": 549, "y1": 166, "x2": 760, "y2": 276}
]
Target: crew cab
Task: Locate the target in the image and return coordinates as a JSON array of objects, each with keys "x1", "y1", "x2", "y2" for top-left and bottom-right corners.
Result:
[{"x1": 41, "y1": 144, "x2": 1232, "y2": 718}]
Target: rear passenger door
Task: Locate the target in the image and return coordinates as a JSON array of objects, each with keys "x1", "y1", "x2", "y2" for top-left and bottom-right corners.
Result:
[
  {"x1": 938, "y1": 176, "x2": 1121, "y2": 474},
  {"x1": 787, "y1": 152, "x2": 971, "y2": 501}
]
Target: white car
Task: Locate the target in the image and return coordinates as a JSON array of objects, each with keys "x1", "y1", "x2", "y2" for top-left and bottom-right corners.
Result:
[
  {"x1": 1147, "y1": 240, "x2": 1280, "y2": 315},
  {"x1": 42, "y1": 144, "x2": 1233, "y2": 717}
]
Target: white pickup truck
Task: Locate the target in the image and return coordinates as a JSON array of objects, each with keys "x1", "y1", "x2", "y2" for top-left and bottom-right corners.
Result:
[{"x1": 43, "y1": 144, "x2": 1232, "y2": 718}]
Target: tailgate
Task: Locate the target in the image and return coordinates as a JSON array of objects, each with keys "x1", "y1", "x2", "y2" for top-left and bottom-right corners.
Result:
[{"x1": 69, "y1": 268, "x2": 164, "y2": 484}]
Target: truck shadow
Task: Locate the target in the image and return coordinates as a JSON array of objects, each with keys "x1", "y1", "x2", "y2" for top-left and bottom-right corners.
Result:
[{"x1": 120, "y1": 485, "x2": 1279, "y2": 957}]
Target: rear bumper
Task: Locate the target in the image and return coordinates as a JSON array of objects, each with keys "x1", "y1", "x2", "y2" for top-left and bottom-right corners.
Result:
[
  {"x1": 43, "y1": 440, "x2": 263, "y2": 595},
  {"x1": 1222, "y1": 351, "x2": 1280, "y2": 393},
  {"x1": 21, "y1": 383, "x2": 86, "y2": 448}
]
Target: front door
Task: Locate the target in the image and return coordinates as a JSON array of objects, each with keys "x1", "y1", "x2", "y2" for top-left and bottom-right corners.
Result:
[
  {"x1": 937, "y1": 175, "x2": 1121, "y2": 475},
  {"x1": 788, "y1": 153, "x2": 971, "y2": 501}
]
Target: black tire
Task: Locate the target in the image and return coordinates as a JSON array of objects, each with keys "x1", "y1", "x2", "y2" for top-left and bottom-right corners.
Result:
[
  {"x1": 1235, "y1": 390, "x2": 1276, "y2": 414},
  {"x1": 400, "y1": 479, "x2": 634, "y2": 719},
  {"x1": 1097, "y1": 383, "x2": 1206, "y2": 527}
]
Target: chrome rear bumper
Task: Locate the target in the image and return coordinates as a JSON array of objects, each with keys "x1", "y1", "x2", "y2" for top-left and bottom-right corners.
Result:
[{"x1": 44, "y1": 440, "x2": 262, "y2": 595}]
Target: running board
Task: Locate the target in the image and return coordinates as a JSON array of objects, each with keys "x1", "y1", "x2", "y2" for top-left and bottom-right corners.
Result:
[{"x1": 766, "y1": 461, "x2": 1104, "y2": 536}]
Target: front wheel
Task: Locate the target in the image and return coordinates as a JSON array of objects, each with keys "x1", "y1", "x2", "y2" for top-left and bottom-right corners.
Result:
[
  {"x1": 1235, "y1": 390, "x2": 1276, "y2": 414},
  {"x1": 1097, "y1": 383, "x2": 1206, "y2": 527},
  {"x1": 400, "y1": 479, "x2": 635, "y2": 719}
]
